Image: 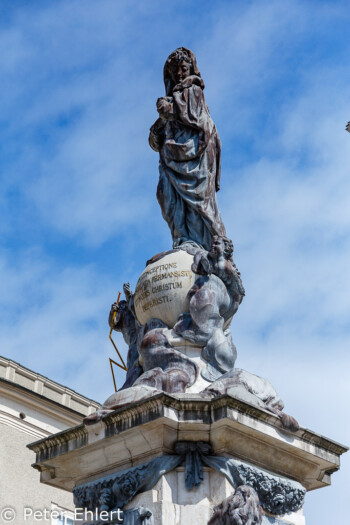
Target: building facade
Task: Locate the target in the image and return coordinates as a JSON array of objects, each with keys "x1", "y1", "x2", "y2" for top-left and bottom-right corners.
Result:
[{"x1": 0, "y1": 356, "x2": 100, "y2": 525}]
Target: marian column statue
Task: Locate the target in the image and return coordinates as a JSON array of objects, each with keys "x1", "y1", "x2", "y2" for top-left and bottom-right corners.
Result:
[
  {"x1": 149, "y1": 47, "x2": 226, "y2": 251},
  {"x1": 86, "y1": 47, "x2": 298, "y2": 437}
]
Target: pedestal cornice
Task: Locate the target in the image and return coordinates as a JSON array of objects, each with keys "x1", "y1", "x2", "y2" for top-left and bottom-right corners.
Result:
[{"x1": 28, "y1": 392, "x2": 347, "y2": 493}]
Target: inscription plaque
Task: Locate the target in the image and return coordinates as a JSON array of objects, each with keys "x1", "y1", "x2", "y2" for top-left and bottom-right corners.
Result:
[{"x1": 134, "y1": 251, "x2": 196, "y2": 327}]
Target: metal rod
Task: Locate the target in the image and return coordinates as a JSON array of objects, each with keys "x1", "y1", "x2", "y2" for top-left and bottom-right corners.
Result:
[
  {"x1": 108, "y1": 291, "x2": 128, "y2": 392},
  {"x1": 109, "y1": 358, "x2": 117, "y2": 392}
]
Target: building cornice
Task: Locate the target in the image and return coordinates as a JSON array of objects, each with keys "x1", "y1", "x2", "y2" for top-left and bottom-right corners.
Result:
[
  {"x1": 0, "y1": 378, "x2": 97, "y2": 426},
  {"x1": 0, "y1": 355, "x2": 100, "y2": 417}
]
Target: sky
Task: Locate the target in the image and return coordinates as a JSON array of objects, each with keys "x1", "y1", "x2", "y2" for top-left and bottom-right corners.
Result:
[{"x1": 0, "y1": 0, "x2": 349, "y2": 522}]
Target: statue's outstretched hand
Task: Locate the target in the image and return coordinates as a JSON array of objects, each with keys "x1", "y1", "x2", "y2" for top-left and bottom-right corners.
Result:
[{"x1": 123, "y1": 282, "x2": 132, "y2": 301}]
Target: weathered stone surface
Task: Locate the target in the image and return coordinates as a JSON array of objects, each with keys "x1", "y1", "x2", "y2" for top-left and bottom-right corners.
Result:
[
  {"x1": 28, "y1": 393, "x2": 347, "y2": 494},
  {"x1": 102, "y1": 235, "x2": 245, "y2": 416},
  {"x1": 123, "y1": 507, "x2": 153, "y2": 525},
  {"x1": 174, "y1": 441, "x2": 211, "y2": 490},
  {"x1": 204, "y1": 368, "x2": 299, "y2": 432},
  {"x1": 26, "y1": 45, "x2": 348, "y2": 525},
  {"x1": 28, "y1": 391, "x2": 348, "y2": 524},
  {"x1": 202, "y1": 456, "x2": 305, "y2": 515},
  {"x1": 134, "y1": 251, "x2": 196, "y2": 327}
]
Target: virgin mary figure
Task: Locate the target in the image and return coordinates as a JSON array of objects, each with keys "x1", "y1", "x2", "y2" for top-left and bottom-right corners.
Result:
[{"x1": 149, "y1": 47, "x2": 226, "y2": 252}]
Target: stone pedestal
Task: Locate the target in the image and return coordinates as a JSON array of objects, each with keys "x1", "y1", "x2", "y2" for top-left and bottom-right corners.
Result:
[
  {"x1": 28, "y1": 392, "x2": 347, "y2": 524},
  {"x1": 124, "y1": 468, "x2": 306, "y2": 525},
  {"x1": 126, "y1": 467, "x2": 232, "y2": 525}
]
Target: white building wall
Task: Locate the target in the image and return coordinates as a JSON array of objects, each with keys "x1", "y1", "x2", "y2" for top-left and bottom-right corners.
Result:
[
  {"x1": 0, "y1": 356, "x2": 100, "y2": 525},
  {"x1": 0, "y1": 422, "x2": 74, "y2": 525}
]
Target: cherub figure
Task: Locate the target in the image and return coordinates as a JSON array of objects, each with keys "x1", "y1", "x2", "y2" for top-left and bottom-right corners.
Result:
[{"x1": 174, "y1": 235, "x2": 245, "y2": 381}]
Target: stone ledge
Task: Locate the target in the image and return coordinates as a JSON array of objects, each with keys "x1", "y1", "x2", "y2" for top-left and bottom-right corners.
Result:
[{"x1": 28, "y1": 392, "x2": 348, "y2": 492}]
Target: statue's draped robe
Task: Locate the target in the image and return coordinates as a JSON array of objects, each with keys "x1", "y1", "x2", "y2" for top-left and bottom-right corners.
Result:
[{"x1": 150, "y1": 77, "x2": 226, "y2": 251}]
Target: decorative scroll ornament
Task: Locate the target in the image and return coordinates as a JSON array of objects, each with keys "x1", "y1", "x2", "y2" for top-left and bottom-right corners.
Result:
[{"x1": 202, "y1": 456, "x2": 306, "y2": 515}]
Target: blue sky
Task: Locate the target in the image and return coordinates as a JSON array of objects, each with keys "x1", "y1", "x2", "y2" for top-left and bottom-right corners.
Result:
[{"x1": 1, "y1": 0, "x2": 349, "y2": 522}]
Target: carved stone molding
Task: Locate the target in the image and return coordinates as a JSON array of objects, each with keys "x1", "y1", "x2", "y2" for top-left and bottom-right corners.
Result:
[
  {"x1": 202, "y1": 455, "x2": 305, "y2": 515},
  {"x1": 73, "y1": 442, "x2": 305, "y2": 517},
  {"x1": 73, "y1": 455, "x2": 183, "y2": 512},
  {"x1": 28, "y1": 393, "x2": 348, "y2": 495}
]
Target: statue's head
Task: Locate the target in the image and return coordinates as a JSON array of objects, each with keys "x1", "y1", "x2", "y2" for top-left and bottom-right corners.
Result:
[
  {"x1": 209, "y1": 236, "x2": 234, "y2": 261},
  {"x1": 163, "y1": 47, "x2": 202, "y2": 95},
  {"x1": 166, "y1": 48, "x2": 192, "y2": 84},
  {"x1": 222, "y1": 237, "x2": 234, "y2": 260}
]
